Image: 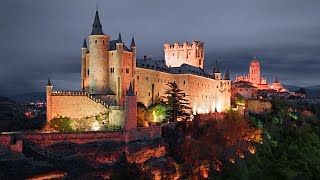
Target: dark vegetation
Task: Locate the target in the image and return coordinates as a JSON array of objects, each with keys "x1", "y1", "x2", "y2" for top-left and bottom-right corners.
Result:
[{"x1": 163, "y1": 99, "x2": 320, "y2": 179}]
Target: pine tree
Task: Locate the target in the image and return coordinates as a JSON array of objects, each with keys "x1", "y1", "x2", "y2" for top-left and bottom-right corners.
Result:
[{"x1": 163, "y1": 82, "x2": 190, "y2": 122}]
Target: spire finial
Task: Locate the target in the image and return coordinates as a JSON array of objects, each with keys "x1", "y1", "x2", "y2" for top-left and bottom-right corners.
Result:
[
  {"x1": 130, "y1": 34, "x2": 136, "y2": 47},
  {"x1": 47, "y1": 77, "x2": 52, "y2": 86},
  {"x1": 224, "y1": 67, "x2": 230, "y2": 80},
  {"x1": 96, "y1": 0, "x2": 99, "y2": 11},
  {"x1": 91, "y1": 5, "x2": 104, "y2": 35},
  {"x1": 117, "y1": 32, "x2": 122, "y2": 43},
  {"x1": 82, "y1": 38, "x2": 87, "y2": 48}
]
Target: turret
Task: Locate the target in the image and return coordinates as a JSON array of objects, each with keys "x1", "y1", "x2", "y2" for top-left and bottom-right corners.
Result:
[
  {"x1": 81, "y1": 38, "x2": 88, "y2": 92},
  {"x1": 88, "y1": 9, "x2": 110, "y2": 94},
  {"x1": 46, "y1": 77, "x2": 53, "y2": 121},
  {"x1": 213, "y1": 60, "x2": 221, "y2": 80},
  {"x1": 124, "y1": 83, "x2": 137, "y2": 131},
  {"x1": 224, "y1": 67, "x2": 230, "y2": 80}
]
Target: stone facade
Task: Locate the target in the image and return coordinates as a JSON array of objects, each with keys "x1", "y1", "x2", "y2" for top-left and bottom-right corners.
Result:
[
  {"x1": 164, "y1": 41, "x2": 204, "y2": 69},
  {"x1": 235, "y1": 57, "x2": 268, "y2": 89},
  {"x1": 46, "y1": 9, "x2": 231, "y2": 129}
]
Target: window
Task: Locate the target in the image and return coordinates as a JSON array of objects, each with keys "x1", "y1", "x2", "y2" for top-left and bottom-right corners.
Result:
[
  {"x1": 146, "y1": 77, "x2": 148, "y2": 81},
  {"x1": 199, "y1": 59, "x2": 201, "y2": 65},
  {"x1": 158, "y1": 92, "x2": 160, "y2": 96},
  {"x1": 126, "y1": 68, "x2": 129, "y2": 73},
  {"x1": 103, "y1": 40, "x2": 104, "y2": 44},
  {"x1": 148, "y1": 92, "x2": 151, "y2": 96},
  {"x1": 137, "y1": 76, "x2": 139, "y2": 80},
  {"x1": 87, "y1": 69, "x2": 89, "y2": 75},
  {"x1": 110, "y1": 67, "x2": 114, "y2": 73},
  {"x1": 158, "y1": 78, "x2": 159, "y2": 82},
  {"x1": 95, "y1": 40, "x2": 97, "y2": 43},
  {"x1": 183, "y1": 80, "x2": 185, "y2": 84},
  {"x1": 136, "y1": 91, "x2": 138, "y2": 95}
]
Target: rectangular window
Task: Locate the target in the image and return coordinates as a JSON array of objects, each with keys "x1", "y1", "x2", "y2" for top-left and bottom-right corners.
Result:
[
  {"x1": 146, "y1": 77, "x2": 148, "y2": 81},
  {"x1": 137, "y1": 76, "x2": 139, "y2": 80},
  {"x1": 126, "y1": 68, "x2": 129, "y2": 73},
  {"x1": 87, "y1": 69, "x2": 89, "y2": 75}
]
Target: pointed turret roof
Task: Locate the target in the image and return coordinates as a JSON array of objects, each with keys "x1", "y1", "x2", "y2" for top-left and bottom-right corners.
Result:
[
  {"x1": 91, "y1": 10, "x2": 104, "y2": 35},
  {"x1": 82, "y1": 38, "x2": 87, "y2": 48},
  {"x1": 47, "y1": 77, "x2": 52, "y2": 86},
  {"x1": 117, "y1": 32, "x2": 122, "y2": 43},
  {"x1": 130, "y1": 36, "x2": 136, "y2": 47},
  {"x1": 224, "y1": 67, "x2": 230, "y2": 80},
  {"x1": 127, "y1": 83, "x2": 134, "y2": 96},
  {"x1": 274, "y1": 76, "x2": 279, "y2": 83},
  {"x1": 213, "y1": 60, "x2": 220, "y2": 73}
]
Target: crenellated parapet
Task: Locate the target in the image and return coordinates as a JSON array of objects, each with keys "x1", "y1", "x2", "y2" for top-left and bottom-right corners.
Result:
[{"x1": 164, "y1": 41, "x2": 204, "y2": 69}]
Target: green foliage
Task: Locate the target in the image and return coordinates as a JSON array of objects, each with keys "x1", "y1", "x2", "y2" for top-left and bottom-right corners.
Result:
[
  {"x1": 163, "y1": 82, "x2": 190, "y2": 122},
  {"x1": 49, "y1": 117, "x2": 74, "y2": 132},
  {"x1": 234, "y1": 93, "x2": 246, "y2": 106},
  {"x1": 212, "y1": 99, "x2": 320, "y2": 179}
]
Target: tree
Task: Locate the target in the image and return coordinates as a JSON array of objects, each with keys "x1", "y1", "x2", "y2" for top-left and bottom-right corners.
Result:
[{"x1": 163, "y1": 82, "x2": 190, "y2": 122}]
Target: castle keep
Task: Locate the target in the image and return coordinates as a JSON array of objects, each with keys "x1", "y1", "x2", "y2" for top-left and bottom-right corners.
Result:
[{"x1": 46, "y1": 9, "x2": 231, "y2": 128}]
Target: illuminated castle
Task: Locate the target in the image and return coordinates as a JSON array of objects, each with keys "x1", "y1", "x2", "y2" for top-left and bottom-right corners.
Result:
[{"x1": 46, "y1": 9, "x2": 231, "y2": 127}]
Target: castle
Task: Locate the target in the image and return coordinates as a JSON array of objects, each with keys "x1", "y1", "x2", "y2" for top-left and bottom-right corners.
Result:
[{"x1": 46, "y1": 9, "x2": 231, "y2": 129}]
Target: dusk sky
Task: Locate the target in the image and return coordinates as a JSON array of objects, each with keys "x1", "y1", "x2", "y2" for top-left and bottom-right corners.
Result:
[{"x1": 1, "y1": 0, "x2": 320, "y2": 96}]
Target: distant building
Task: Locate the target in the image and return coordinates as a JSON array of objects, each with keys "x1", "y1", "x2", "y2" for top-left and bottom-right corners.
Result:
[
  {"x1": 231, "y1": 81, "x2": 257, "y2": 99},
  {"x1": 235, "y1": 57, "x2": 287, "y2": 92}
]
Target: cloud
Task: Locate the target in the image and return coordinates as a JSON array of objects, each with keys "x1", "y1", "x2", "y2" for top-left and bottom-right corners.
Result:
[{"x1": 0, "y1": 0, "x2": 320, "y2": 96}]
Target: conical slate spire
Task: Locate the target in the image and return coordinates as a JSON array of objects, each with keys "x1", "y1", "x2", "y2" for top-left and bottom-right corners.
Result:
[
  {"x1": 130, "y1": 36, "x2": 136, "y2": 47},
  {"x1": 82, "y1": 38, "x2": 87, "y2": 48},
  {"x1": 224, "y1": 67, "x2": 230, "y2": 80},
  {"x1": 47, "y1": 77, "x2": 52, "y2": 86},
  {"x1": 275, "y1": 75, "x2": 279, "y2": 83},
  {"x1": 213, "y1": 60, "x2": 220, "y2": 73},
  {"x1": 117, "y1": 32, "x2": 122, "y2": 43},
  {"x1": 91, "y1": 10, "x2": 104, "y2": 35},
  {"x1": 127, "y1": 83, "x2": 134, "y2": 96}
]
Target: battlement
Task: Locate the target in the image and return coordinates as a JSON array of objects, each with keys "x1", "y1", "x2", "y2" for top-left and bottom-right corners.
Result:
[
  {"x1": 164, "y1": 41, "x2": 204, "y2": 69},
  {"x1": 164, "y1": 41, "x2": 203, "y2": 50}
]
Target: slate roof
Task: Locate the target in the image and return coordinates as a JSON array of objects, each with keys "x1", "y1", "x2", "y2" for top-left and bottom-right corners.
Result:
[
  {"x1": 109, "y1": 40, "x2": 131, "y2": 51},
  {"x1": 236, "y1": 83, "x2": 257, "y2": 89},
  {"x1": 136, "y1": 59, "x2": 211, "y2": 77}
]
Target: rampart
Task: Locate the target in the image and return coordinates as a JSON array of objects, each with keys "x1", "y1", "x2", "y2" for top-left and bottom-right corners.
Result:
[{"x1": 0, "y1": 126, "x2": 163, "y2": 149}]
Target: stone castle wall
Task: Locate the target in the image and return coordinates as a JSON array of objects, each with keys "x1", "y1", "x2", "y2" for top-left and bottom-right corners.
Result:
[
  {"x1": 0, "y1": 126, "x2": 162, "y2": 149},
  {"x1": 135, "y1": 67, "x2": 231, "y2": 114},
  {"x1": 49, "y1": 92, "x2": 109, "y2": 120}
]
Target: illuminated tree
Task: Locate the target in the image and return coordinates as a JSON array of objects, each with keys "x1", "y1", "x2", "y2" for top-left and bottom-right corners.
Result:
[{"x1": 163, "y1": 82, "x2": 190, "y2": 122}]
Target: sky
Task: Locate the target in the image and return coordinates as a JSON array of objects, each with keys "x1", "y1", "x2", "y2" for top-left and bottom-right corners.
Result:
[{"x1": 1, "y1": 0, "x2": 320, "y2": 96}]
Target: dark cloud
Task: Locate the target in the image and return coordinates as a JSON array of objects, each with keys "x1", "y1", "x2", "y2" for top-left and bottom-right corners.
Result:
[{"x1": 1, "y1": 0, "x2": 320, "y2": 96}]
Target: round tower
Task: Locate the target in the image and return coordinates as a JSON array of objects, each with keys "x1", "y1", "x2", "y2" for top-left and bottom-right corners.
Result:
[
  {"x1": 81, "y1": 38, "x2": 88, "y2": 92},
  {"x1": 249, "y1": 57, "x2": 261, "y2": 86},
  {"x1": 46, "y1": 77, "x2": 53, "y2": 121},
  {"x1": 88, "y1": 10, "x2": 110, "y2": 94}
]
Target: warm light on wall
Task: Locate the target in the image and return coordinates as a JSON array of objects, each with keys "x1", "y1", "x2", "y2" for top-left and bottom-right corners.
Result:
[{"x1": 92, "y1": 121, "x2": 100, "y2": 131}]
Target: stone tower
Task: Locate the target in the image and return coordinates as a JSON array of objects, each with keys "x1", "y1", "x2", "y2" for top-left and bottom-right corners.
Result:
[
  {"x1": 81, "y1": 38, "x2": 88, "y2": 92},
  {"x1": 46, "y1": 77, "x2": 53, "y2": 121},
  {"x1": 88, "y1": 10, "x2": 110, "y2": 94},
  {"x1": 124, "y1": 83, "x2": 137, "y2": 131},
  {"x1": 164, "y1": 41, "x2": 204, "y2": 69},
  {"x1": 249, "y1": 57, "x2": 261, "y2": 86},
  {"x1": 212, "y1": 60, "x2": 221, "y2": 80}
]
